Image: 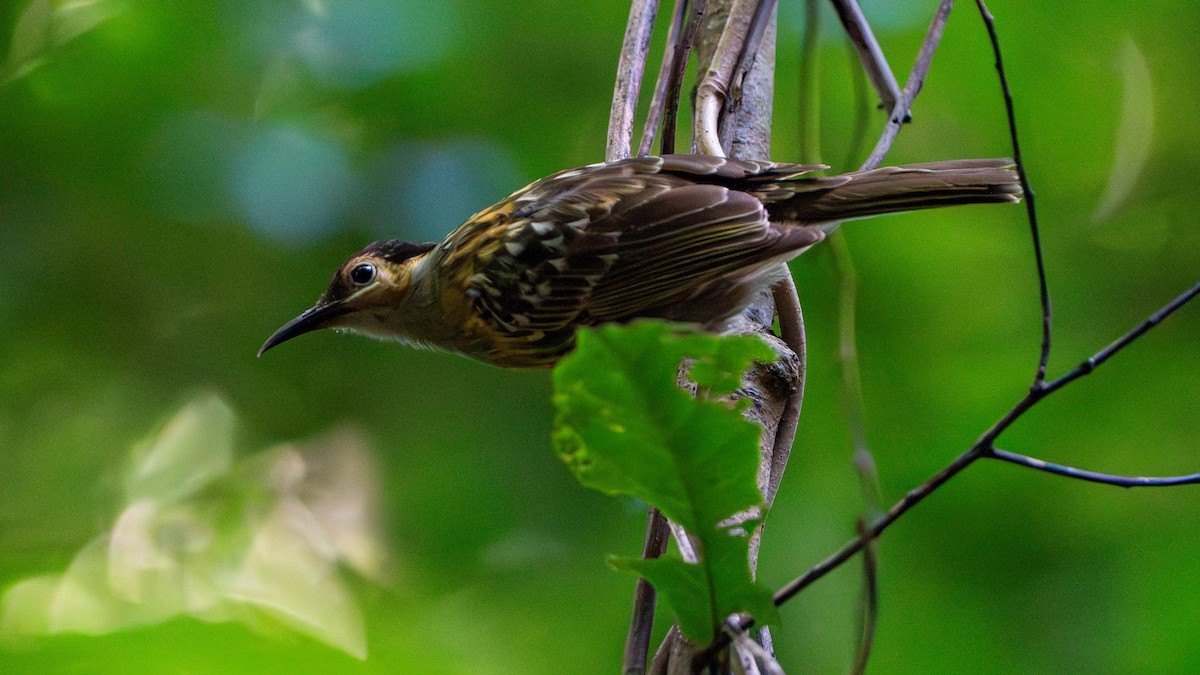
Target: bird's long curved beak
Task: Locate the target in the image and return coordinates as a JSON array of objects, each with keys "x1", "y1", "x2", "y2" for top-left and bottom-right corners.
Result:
[{"x1": 258, "y1": 302, "x2": 351, "y2": 356}]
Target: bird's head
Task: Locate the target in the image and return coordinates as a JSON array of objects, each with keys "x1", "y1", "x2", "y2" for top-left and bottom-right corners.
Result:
[{"x1": 258, "y1": 239, "x2": 437, "y2": 356}]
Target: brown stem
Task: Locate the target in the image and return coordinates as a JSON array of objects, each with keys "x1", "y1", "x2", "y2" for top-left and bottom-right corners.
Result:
[{"x1": 623, "y1": 508, "x2": 672, "y2": 675}]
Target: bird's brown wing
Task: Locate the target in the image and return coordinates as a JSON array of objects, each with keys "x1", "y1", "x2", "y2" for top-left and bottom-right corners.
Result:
[{"x1": 459, "y1": 156, "x2": 826, "y2": 342}]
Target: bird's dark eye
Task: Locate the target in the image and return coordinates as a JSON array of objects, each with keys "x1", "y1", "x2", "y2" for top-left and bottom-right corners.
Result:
[{"x1": 349, "y1": 262, "x2": 377, "y2": 286}]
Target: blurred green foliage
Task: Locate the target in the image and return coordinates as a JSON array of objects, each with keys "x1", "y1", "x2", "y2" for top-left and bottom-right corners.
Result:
[{"x1": 0, "y1": 0, "x2": 1197, "y2": 673}]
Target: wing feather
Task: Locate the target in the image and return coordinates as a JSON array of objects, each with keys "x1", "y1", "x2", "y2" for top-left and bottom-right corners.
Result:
[{"x1": 456, "y1": 155, "x2": 826, "y2": 360}]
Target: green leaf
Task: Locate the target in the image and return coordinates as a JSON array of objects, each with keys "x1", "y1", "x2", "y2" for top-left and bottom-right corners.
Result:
[
  {"x1": 611, "y1": 532, "x2": 779, "y2": 642},
  {"x1": 552, "y1": 322, "x2": 772, "y2": 532},
  {"x1": 552, "y1": 321, "x2": 779, "y2": 640}
]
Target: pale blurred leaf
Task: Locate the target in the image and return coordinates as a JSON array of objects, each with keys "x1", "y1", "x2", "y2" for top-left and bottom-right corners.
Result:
[
  {"x1": 4, "y1": 0, "x2": 129, "y2": 82},
  {"x1": 2, "y1": 395, "x2": 385, "y2": 659},
  {"x1": 5, "y1": 0, "x2": 52, "y2": 81},
  {"x1": 227, "y1": 502, "x2": 368, "y2": 659},
  {"x1": 0, "y1": 576, "x2": 56, "y2": 635},
  {"x1": 293, "y1": 428, "x2": 389, "y2": 582},
  {"x1": 49, "y1": 537, "x2": 171, "y2": 633},
  {"x1": 52, "y1": 0, "x2": 129, "y2": 46},
  {"x1": 124, "y1": 394, "x2": 235, "y2": 504},
  {"x1": 1092, "y1": 37, "x2": 1154, "y2": 223}
]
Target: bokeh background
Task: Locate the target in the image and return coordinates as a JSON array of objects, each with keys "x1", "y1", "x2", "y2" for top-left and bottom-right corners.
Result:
[{"x1": 2, "y1": 0, "x2": 1198, "y2": 672}]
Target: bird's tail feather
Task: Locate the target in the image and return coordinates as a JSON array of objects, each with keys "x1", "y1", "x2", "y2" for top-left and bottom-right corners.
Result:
[{"x1": 765, "y1": 158, "x2": 1022, "y2": 227}]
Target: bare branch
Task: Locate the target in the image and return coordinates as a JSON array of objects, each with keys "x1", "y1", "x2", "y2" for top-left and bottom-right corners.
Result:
[
  {"x1": 860, "y1": 0, "x2": 954, "y2": 171},
  {"x1": 700, "y1": 276, "x2": 1200, "y2": 664},
  {"x1": 725, "y1": 616, "x2": 785, "y2": 675},
  {"x1": 727, "y1": 0, "x2": 778, "y2": 113},
  {"x1": 775, "y1": 277, "x2": 1200, "y2": 609},
  {"x1": 772, "y1": 434, "x2": 982, "y2": 609},
  {"x1": 608, "y1": 0, "x2": 660, "y2": 162},
  {"x1": 638, "y1": 0, "x2": 690, "y2": 157},
  {"x1": 1038, "y1": 280, "x2": 1200, "y2": 396},
  {"x1": 765, "y1": 275, "x2": 805, "y2": 505},
  {"x1": 829, "y1": 0, "x2": 902, "y2": 113},
  {"x1": 989, "y1": 449, "x2": 1200, "y2": 488}
]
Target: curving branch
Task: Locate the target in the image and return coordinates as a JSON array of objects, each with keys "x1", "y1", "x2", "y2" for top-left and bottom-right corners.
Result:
[
  {"x1": 976, "y1": 0, "x2": 1050, "y2": 384},
  {"x1": 693, "y1": 0, "x2": 764, "y2": 156}
]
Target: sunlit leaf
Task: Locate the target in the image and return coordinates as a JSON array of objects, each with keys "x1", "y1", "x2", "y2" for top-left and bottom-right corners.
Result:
[
  {"x1": 552, "y1": 321, "x2": 778, "y2": 640},
  {"x1": 289, "y1": 428, "x2": 390, "y2": 582},
  {"x1": 3, "y1": 0, "x2": 129, "y2": 82},
  {"x1": 553, "y1": 322, "x2": 771, "y2": 532}
]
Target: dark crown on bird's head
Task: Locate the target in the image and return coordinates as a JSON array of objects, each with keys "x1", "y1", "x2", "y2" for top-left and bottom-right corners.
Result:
[{"x1": 359, "y1": 239, "x2": 437, "y2": 265}]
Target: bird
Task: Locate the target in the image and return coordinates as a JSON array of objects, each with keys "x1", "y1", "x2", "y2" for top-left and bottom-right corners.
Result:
[{"x1": 259, "y1": 154, "x2": 1021, "y2": 368}]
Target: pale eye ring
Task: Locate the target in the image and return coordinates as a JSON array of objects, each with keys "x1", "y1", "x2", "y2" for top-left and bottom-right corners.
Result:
[{"x1": 349, "y1": 262, "x2": 377, "y2": 286}]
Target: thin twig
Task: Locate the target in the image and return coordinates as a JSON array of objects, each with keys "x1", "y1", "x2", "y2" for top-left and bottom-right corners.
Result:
[
  {"x1": 725, "y1": 617, "x2": 785, "y2": 675},
  {"x1": 700, "y1": 244, "x2": 1200, "y2": 669},
  {"x1": 860, "y1": 0, "x2": 954, "y2": 172},
  {"x1": 648, "y1": 624, "x2": 678, "y2": 675},
  {"x1": 829, "y1": 0, "x2": 903, "y2": 113},
  {"x1": 639, "y1": 0, "x2": 690, "y2": 157},
  {"x1": 697, "y1": 4, "x2": 1196, "y2": 668},
  {"x1": 849, "y1": 519, "x2": 879, "y2": 675},
  {"x1": 661, "y1": 0, "x2": 708, "y2": 154},
  {"x1": 611, "y1": 8, "x2": 668, "y2": 673},
  {"x1": 608, "y1": 0, "x2": 660, "y2": 162},
  {"x1": 623, "y1": 508, "x2": 672, "y2": 675},
  {"x1": 975, "y1": 0, "x2": 1049, "y2": 384},
  {"x1": 772, "y1": 436, "x2": 981, "y2": 609},
  {"x1": 774, "y1": 278, "x2": 1200, "y2": 608},
  {"x1": 1036, "y1": 280, "x2": 1200, "y2": 396},
  {"x1": 989, "y1": 448, "x2": 1200, "y2": 487}
]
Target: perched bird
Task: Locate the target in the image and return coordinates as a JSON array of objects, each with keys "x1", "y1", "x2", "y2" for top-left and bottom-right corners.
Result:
[{"x1": 259, "y1": 154, "x2": 1020, "y2": 368}]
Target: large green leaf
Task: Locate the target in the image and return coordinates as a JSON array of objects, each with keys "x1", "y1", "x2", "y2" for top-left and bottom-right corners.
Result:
[
  {"x1": 611, "y1": 530, "x2": 779, "y2": 643},
  {"x1": 552, "y1": 321, "x2": 780, "y2": 640}
]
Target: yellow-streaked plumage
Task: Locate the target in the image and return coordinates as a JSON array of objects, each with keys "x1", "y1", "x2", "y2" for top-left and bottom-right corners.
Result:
[{"x1": 260, "y1": 154, "x2": 1021, "y2": 368}]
